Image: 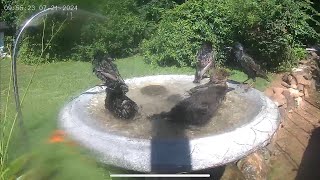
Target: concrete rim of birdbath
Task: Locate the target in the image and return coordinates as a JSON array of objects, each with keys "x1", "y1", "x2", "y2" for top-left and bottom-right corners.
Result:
[{"x1": 58, "y1": 75, "x2": 280, "y2": 173}]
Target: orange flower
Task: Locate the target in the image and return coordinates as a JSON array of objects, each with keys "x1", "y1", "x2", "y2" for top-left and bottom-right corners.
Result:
[{"x1": 48, "y1": 130, "x2": 66, "y2": 143}]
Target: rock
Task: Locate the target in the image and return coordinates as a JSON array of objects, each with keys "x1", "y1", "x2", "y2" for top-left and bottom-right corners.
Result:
[
  {"x1": 288, "y1": 88, "x2": 304, "y2": 98},
  {"x1": 295, "y1": 74, "x2": 311, "y2": 86},
  {"x1": 310, "y1": 51, "x2": 319, "y2": 60},
  {"x1": 304, "y1": 88, "x2": 309, "y2": 98},
  {"x1": 303, "y1": 73, "x2": 312, "y2": 80},
  {"x1": 273, "y1": 87, "x2": 284, "y2": 94},
  {"x1": 309, "y1": 79, "x2": 317, "y2": 90},
  {"x1": 282, "y1": 73, "x2": 290, "y2": 83},
  {"x1": 220, "y1": 164, "x2": 246, "y2": 180},
  {"x1": 310, "y1": 64, "x2": 318, "y2": 71},
  {"x1": 300, "y1": 99, "x2": 306, "y2": 109},
  {"x1": 281, "y1": 81, "x2": 291, "y2": 88},
  {"x1": 283, "y1": 90, "x2": 295, "y2": 110},
  {"x1": 271, "y1": 88, "x2": 286, "y2": 107},
  {"x1": 297, "y1": 84, "x2": 304, "y2": 92},
  {"x1": 289, "y1": 76, "x2": 298, "y2": 88},
  {"x1": 295, "y1": 97, "x2": 304, "y2": 108},
  {"x1": 257, "y1": 148, "x2": 271, "y2": 164},
  {"x1": 271, "y1": 94, "x2": 286, "y2": 107},
  {"x1": 291, "y1": 84, "x2": 297, "y2": 89},
  {"x1": 237, "y1": 151, "x2": 268, "y2": 180},
  {"x1": 299, "y1": 60, "x2": 309, "y2": 65},
  {"x1": 292, "y1": 67, "x2": 304, "y2": 72},
  {"x1": 288, "y1": 75, "x2": 294, "y2": 84},
  {"x1": 264, "y1": 88, "x2": 274, "y2": 98}
]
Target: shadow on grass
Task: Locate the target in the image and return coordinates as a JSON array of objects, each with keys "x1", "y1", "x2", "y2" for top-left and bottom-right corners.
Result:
[{"x1": 295, "y1": 127, "x2": 320, "y2": 180}]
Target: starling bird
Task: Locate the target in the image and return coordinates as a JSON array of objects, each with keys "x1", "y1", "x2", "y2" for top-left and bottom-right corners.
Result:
[
  {"x1": 189, "y1": 68, "x2": 231, "y2": 95},
  {"x1": 168, "y1": 68, "x2": 231, "y2": 125},
  {"x1": 92, "y1": 52, "x2": 126, "y2": 89},
  {"x1": 193, "y1": 41, "x2": 215, "y2": 83},
  {"x1": 104, "y1": 82, "x2": 138, "y2": 119},
  {"x1": 233, "y1": 43, "x2": 269, "y2": 83},
  {"x1": 92, "y1": 52, "x2": 138, "y2": 119}
]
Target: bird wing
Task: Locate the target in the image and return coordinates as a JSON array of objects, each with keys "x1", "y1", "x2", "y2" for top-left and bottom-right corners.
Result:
[
  {"x1": 242, "y1": 55, "x2": 261, "y2": 72},
  {"x1": 242, "y1": 55, "x2": 269, "y2": 80},
  {"x1": 93, "y1": 58, "x2": 125, "y2": 83}
]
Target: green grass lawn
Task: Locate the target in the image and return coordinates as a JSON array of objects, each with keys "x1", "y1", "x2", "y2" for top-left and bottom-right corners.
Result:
[{"x1": 0, "y1": 56, "x2": 270, "y2": 179}]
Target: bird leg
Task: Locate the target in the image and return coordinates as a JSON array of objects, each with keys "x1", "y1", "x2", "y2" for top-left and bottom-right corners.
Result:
[
  {"x1": 193, "y1": 66, "x2": 201, "y2": 83},
  {"x1": 241, "y1": 77, "x2": 254, "y2": 91},
  {"x1": 242, "y1": 77, "x2": 250, "y2": 84},
  {"x1": 194, "y1": 61, "x2": 213, "y2": 83},
  {"x1": 248, "y1": 81, "x2": 255, "y2": 88},
  {"x1": 199, "y1": 61, "x2": 213, "y2": 79}
]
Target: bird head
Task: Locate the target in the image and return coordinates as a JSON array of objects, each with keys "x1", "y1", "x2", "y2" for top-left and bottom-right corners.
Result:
[
  {"x1": 109, "y1": 82, "x2": 128, "y2": 95},
  {"x1": 93, "y1": 50, "x2": 115, "y2": 64},
  {"x1": 210, "y1": 68, "x2": 230, "y2": 84},
  {"x1": 233, "y1": 42, "x2": 244, "y2": 62},
  {"x1": 234, "y1": 42, "x2": 244, "y2": 52},
  {"x1": 120, "y1": 83, "x2": 129, "y2": 94}
]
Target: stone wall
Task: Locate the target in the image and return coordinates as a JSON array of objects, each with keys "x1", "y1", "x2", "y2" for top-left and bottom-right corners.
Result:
[{"x1": 269, "y1": 51, "x2": 320, "y2": 111}]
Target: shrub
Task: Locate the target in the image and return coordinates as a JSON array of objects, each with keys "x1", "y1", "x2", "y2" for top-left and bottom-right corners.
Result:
[
  {"x1": 141, "y1": 0, "x2": 320, "y2": 70},
  {"x1": 141, "y1": 0, "x2": 233, "y2": 67},
  {"x1": 73, "y1": 12, "x2": 147, "y2": 61}
]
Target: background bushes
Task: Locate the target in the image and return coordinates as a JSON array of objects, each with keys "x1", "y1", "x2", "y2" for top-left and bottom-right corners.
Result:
[
  {"x1": 142, "y1": 0, "x2": 319, "y2": 71},
  {"x1": 1, "y1": 0, "x2": 319, "y2": 70}
]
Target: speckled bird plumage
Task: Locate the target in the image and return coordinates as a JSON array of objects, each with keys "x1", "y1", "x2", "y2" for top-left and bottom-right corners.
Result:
[
  {"x1": 169, "y1": 68, "x2": 231, "y2": 125},
  {"x1": 193, "y1": 42, "x2": 215, "y2": 83},
  {"x1": 234, "y1": 43, "x2": 269, "y2": 82},
  {"x1": 92, "y1": 52, "x2": 138, "y2": 119}
]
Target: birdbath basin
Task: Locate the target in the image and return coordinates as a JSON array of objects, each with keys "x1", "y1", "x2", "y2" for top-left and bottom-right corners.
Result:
[{"x1": 58, "y1": 75, "x2": 280, "y2": 173}]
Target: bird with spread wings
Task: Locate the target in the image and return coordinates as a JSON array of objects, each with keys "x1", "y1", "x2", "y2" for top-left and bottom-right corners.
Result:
[{"x1": 92, "y1": 52, "x2": 138, "y2": 119}]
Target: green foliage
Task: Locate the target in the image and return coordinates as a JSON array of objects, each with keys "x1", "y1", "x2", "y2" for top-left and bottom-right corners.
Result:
[
  {"x1": 2, "y1": 0, "x2": 319, "y2": 68},
  {"x1": 72, "y1": 0, "x2": 184, "y2": 61},
  {"x1": 136, "y1": 0, "x2": 183, "y2": 37},
  {"x1": 73, "y1": 6, "x2": 148, "y2": 60},
  {"x1": 1, "y1": 0, "x2": 91, "y2": 63},
  {"x1": 5, "y1": 0, "x2": 189, "y2": 63},
  {"x1": 142, "y1": 0, "x2": 226, "y2": 67},
  {"x1": 142, "y1": 0, "x2": 319, "y2": 70}
]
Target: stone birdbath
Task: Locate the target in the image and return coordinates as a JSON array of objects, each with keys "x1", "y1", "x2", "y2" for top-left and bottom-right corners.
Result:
[{"x1": 59, "y1": 75, "x2": 280, "y2": 173}]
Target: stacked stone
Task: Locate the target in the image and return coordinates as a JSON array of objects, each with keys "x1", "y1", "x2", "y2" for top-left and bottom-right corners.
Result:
[{"x1": 270, "y1": 51, "x2": 319, "y2": 111}]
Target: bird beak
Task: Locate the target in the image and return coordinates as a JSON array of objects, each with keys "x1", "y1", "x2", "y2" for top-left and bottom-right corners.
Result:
[{"x1": 225, "y1": 47, "x2": 233, "y2": 51}]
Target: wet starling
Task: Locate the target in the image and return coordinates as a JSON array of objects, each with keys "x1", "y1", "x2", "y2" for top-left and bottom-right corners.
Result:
[
  {"x1": 92, "y1": 52, "x2": 126, "y2": 90},
  {"x1": 169, "y1": 68, "x2": 231, "y2": 125},
  {"x1": 92, "y1": 52, "x2": 138, "y2": 119},
  {"x1": 193, "y1": 41, "x2": 215, "y2": 83},
  {"x1": 233, "y1": 43, "x2": 269, "y2": 83},
  {"x1": 189, "y1": 68, "x2": 231, "y2": 94},
  {"x1": 105, "y1": 82, "x2": 138, "y2": 119}
]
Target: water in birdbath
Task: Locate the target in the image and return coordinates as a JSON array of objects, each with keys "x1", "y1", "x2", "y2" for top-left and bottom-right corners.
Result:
[{"x1": 88, "y1": 80, "x2": 261, "y2": 139}]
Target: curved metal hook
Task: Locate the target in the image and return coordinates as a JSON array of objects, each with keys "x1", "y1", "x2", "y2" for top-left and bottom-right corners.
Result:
[
  {"x1": 11, "y1": 8, "x2": 65, "y2": 137},
  {"x1": 11, "y1": 7, "x2": 108, "y2": 139}
]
